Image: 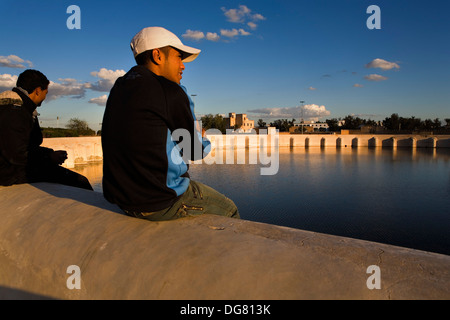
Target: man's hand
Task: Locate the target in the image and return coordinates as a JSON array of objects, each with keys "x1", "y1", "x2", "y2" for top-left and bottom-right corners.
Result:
[{"x1": 50, "y1": 150, "x2": 68, "y2": 165}]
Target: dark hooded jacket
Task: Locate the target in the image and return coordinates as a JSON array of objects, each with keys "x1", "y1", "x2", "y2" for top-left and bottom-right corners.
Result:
[
  {"x1": 0, "y1": 87, "x2": 54, "y2": 186},
  {"x1": 101, "y1": 66, "x2": 210, "y2": 212}
]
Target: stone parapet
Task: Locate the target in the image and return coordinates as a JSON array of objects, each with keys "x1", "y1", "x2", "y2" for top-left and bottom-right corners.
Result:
[
  {"x1": 0, "y1": 183, "x2": 449, "y2": 300},
  {"x1": 41, "y1": 134, "x2": 450, "y2": 169}
]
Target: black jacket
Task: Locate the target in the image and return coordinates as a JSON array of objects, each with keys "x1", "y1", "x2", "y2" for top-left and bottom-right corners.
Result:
[
  {"x1": 101, "y1": 66, "x2": 209, "y2": 212},
  {"x1": 0, "y1": 87, "x2": 54, "y2": 186}
]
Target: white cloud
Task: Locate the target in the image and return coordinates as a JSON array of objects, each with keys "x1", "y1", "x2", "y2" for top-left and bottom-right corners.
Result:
[
  {"x1": 364, "y1": 74, "x2": 388, "y2": 81},
  {"x1": 248, "y1": 107, "x2": 293, "y2": 118},
  {"x1": 47, "y1": 78, "x2": 87, "y2": 100},
  {"x1": 47, "y1": 68, "x2": 125, "y2": 101},
  {"x1": 221, "y1": 28, "x2": 251, "y2": 38},
  {"x1": 88, "y1": 68, "x2": 126, "y2": 92},
  {"x1": 1, "y1": 74, "x2": 88, "y2": 100},
  {"x1": 252, "y1": 13, "x2": 266, "y2": 21},
  {"x1": 239, "y1": 29, "x2": 251, "y2": 36},
  {"x1": 222, "y1": 5, "x2": 266, "y2": 23},
  {"x1": 0, "y1": 55, "x2": 33, "y2": 69},
  {"x1": 1, "y1": 68, "x2": 124, "y2": 103},
  {"x1": 206, "y1": 32, "x2": 220, "y2": 42},
  {"x1": 222, "y1": 5, "x2": 251, "y2": 23},
  {"x1": 0, "y1": 73, "x2": 18, "y2": 91},
  {"x1": 248, "y1": 104, "x2": 330, "y2": 121},
  {"x1": 183, "y1": 5, "x2": 264, "y2": 43},
  {"x1": 182, "y1": 30, "x2": 221, "y2": 42},
  {"x1": 221, "y1": 28, "x2": 239, "y2": 38},
  {"x1": 301, "y1": 104, "x2": 331, "y2": 120},
  {"x1": 182, "y1": 30, "x2": 205, "y2": 41},
  {"x1": 365, "y1": 58, "x2": 400, "y2": 71},
  {"x1": 89, "y1": 95, "x2": 108, "y2": 106},
  {"x1": 247, "y1": 22, "x2": 258, "y2": 30}
]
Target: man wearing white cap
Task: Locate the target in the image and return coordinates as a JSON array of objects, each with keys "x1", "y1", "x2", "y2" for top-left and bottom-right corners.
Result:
[{"x1": 101, "y1": 27, "x2": 239, "y2": 221}]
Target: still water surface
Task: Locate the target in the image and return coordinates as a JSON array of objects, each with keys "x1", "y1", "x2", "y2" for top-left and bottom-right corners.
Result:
[{"x1": 73, "y1": 147, "x2": 450, "y2": 255}]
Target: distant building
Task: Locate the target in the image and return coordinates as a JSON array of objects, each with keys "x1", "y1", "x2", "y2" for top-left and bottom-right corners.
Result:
[
  {"x1": 292, "y1": 121, "x2": 329, "y2": 132},
  {"x1": 225, "y1": 113, "x2": 255, "y2": 132}
]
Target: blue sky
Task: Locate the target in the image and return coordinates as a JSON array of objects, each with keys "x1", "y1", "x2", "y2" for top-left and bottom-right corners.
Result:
[{"x1": 1, "y1": 0, "x2": 449, "y2": 131}]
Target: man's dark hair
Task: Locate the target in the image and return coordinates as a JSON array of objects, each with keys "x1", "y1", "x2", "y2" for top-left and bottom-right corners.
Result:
[
  {"x1": 16, "y1": 69, "x2": 50, "y2": 94},
  {"x1": 135, "y1": 47, "x2": 171, "y2": 66}
]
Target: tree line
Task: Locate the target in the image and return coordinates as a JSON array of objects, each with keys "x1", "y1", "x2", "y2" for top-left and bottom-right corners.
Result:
[
  {"x1": 42, "y1": 118, "x2": 97, "y2": 138},
  {"x1": 199, "y1": 113, "x2": 450, "y2": 134},
  {"x1": 43, "y1": 114, "x2": 450, "y2": 138},
  {"x1": 326, "y1": 114, "x2": 450, "y2": 133}
]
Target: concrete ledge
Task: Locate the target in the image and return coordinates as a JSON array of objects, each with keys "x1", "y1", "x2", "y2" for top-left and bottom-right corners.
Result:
[
  {"x1": 41, "y1": 135, "x2": 450, "y2": 168},
  {"x1": 0, "y1": 183, "x2": 449, "y2": 300}
]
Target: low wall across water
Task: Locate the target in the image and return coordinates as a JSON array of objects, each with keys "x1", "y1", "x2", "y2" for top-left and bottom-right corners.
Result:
[
  {"x1": 42, "y1": 137, "x2": 102, "y2": 169},
  {"x1": 0, "y1": 183, "x2": 449, "y2": 300},
  {"x1": 42, "y1": 134, "x2": 450, "y2": 169}
]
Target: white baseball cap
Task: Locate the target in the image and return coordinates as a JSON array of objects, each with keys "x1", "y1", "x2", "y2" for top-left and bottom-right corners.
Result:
[{"x1": 130, "y1": 27, "x2": 201, "y2": 62}]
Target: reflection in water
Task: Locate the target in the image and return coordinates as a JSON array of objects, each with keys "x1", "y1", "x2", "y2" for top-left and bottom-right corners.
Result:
[
  {"x1": 73, "y1": 147, "x2": 450, "y2": 255},
  {"x1": 72, "y1": 162, "x2": 103, "y2": 193}
]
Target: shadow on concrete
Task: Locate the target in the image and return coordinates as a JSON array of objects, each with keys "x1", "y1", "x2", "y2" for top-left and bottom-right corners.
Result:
[
  {"x1": 29, "y1": 182, "x2": 125, "y2": 215},
  {"x1": 0, "y1": 286, "x2": 56, "y2": 300},
  {"x1": 1, "y1": 183, "x2": 450, "y2": 299}
]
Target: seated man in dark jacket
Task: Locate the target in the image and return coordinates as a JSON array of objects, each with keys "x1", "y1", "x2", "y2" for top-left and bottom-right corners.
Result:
[
  {"x1": 102, "y1": 27, "x2": 239, "y2": 220},
  {"x1": 0, "y1": 69, "x2": 93, "y2": 190}
]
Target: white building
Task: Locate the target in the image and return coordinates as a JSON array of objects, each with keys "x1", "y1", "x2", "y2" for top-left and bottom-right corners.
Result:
[{"x1": 293, "y1": 121, "x2": 329, "y2": 131}]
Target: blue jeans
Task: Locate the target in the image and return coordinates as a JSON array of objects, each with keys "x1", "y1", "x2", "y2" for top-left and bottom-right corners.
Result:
[{"x1": 124, "y1": 180, "x2": 240, "y2": 221}]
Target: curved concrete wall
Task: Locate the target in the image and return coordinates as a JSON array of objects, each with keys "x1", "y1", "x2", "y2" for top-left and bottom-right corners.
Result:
[
  {"x1": 42, "y1": 137, "x2": 103, "y2": 169},
  {"x1": 41, "y1": 135, "x2": 450, "y2": 169},
  {"x1": 0, "y1": 183, "x2": 449, "y2": 300}
]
